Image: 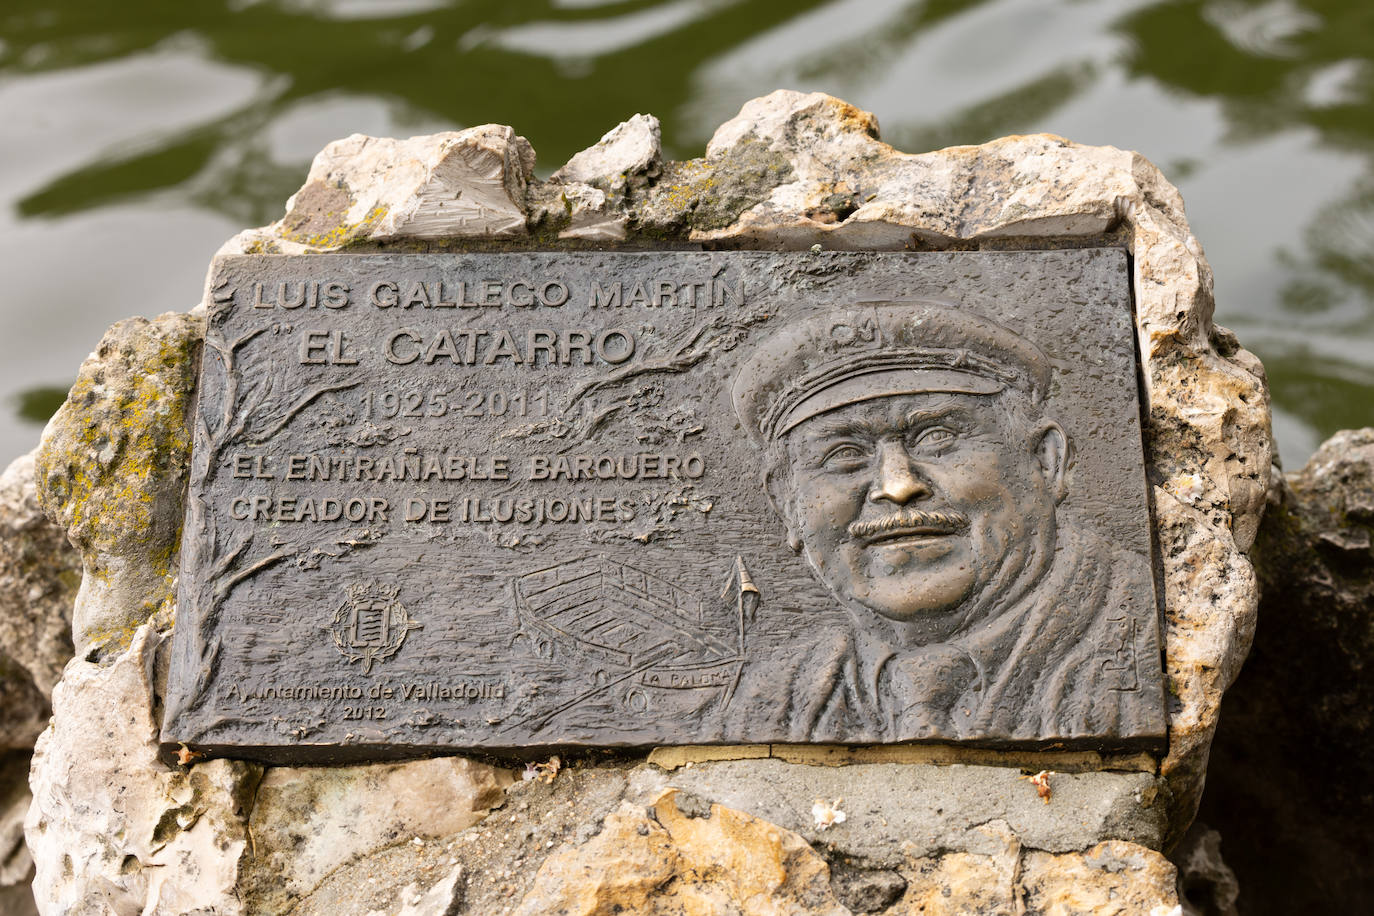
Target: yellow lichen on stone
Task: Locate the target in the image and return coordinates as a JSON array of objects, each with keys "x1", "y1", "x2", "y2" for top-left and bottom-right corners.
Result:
[
  {"x1": 278, "y1": 178, "x2": 391, "y2": 251},
  {"x1": 34, "y1": 312, "x2": 202, "y2": 651},
  {"x1": 637, "y1": 139, "x2": 794, "y2": 235},
  {"x1": 43, "y1": 317, "x2": 197, "y2": 558}
]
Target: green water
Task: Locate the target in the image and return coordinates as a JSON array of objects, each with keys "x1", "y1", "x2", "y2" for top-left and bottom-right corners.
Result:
[{"x1": 2, "y1": 0, "x2": 1372, "y2": 467}]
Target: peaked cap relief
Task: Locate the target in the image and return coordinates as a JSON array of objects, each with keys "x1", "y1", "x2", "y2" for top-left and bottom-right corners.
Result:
[{"x1": 731, "y1": 300, "x2": 1054, "y2": 443}]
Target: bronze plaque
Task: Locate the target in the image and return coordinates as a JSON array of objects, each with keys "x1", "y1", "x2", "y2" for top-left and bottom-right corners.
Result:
[{"x1": 161, "y1": 249, "x2": 1167, "y2": 760}]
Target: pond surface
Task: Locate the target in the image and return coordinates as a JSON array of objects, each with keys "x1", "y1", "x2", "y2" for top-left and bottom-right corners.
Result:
[{"x1": 1, "y1": 0, "x2": 1372, "y2": 467}]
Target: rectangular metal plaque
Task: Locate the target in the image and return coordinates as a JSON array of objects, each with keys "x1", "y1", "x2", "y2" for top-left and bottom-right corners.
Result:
[{"x1": 162, "y1": 249, "x2": 1167, "y2": 760}]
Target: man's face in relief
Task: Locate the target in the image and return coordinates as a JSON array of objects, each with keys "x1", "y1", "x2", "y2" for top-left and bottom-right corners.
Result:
[{"x1": 775, "y1": 390, "x2": 1067, "y2": 637}]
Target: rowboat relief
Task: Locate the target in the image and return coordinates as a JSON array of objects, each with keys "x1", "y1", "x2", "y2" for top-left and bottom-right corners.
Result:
[{"x1": 508, "y1": 555, "x2": 757, "y2": 730}]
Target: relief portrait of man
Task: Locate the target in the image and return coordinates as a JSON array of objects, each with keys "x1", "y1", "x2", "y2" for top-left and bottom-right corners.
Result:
[{"x1": 728, "y1": 301, "x2": 1166, "y2": 745}]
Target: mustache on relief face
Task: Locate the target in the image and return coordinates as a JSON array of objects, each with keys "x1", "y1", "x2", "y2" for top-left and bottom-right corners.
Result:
[{"x1": 847, "y1": 509, "x2": 971, "y2": 541}]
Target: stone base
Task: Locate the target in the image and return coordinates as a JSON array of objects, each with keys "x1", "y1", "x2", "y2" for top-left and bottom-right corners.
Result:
[{"x1": 19, "y1": 89, "x2": 1270, "y2": 915}]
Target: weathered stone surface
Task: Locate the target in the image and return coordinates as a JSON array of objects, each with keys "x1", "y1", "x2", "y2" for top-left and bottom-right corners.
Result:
[
  {"x1": 0, "y1": 452, "x2": 78, "y2": 705},
  {"x1": 490, "y1": 779, "x2": 1179, "y2": 915},
  {"x1": 552, "y1": 112, "x2": 661, "y2": 194},
  {"x1": 34, "y1": 313, "x2": 200, "y2": 656},
  {"x1": 1020, "y1": 841, "x2": 1179, "y2": 915},
  {"x1": 894, "y1": 821, "x2": 1177, "y2": 915},
  {"x1": 513, "y1": 789, "x2": 849, "y2": 915},
  {"x1": 22, "y1": 618, "x2": 514, "y2": 915},
  {"x1": 898, "y1": 844, "x2": 1019, "y2": 914},
  {"x1": 230, "y1": 760, "x2": 1178, "y2": 915},
  {"x1": 224, "y1": 125, "x2": 536, "y2": 254},
  {"x1": 0, "y1": 450, "x2": 76, "y2": 911},
  {"x1": 546, "y1": 181, "x2": 627, "y2": 242},
  {"x1": 364, "y1": 865, "x2": 464, "y2": 916},
  {"x1": 534, "y1": 113, "x2": 660, "y2": 242},
  {"x1": 631, "y1": 758, "x2": 1168, "y2": 865},
  {"x1": 239, "y1": 757, "x2": 512, "y2": 913},
  {"x1": 25, "y1": 626, "x2": 258, "y2": 916},
  {"x1": 297, "y1": 858, "x2": 466, "y2": 916},
  {"x1": 1200, "y1": 427, "x2": 1374, "y2": 913}
]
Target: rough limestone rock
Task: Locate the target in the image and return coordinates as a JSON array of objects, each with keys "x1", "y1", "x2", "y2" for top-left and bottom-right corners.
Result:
[
  {"x1": 296, "y1": 858, "x2": 467, "y2": 916},
  {"x1": 25, "y1": 626, "x2": 256, "y2": 916},
  {"x1": 632, "y1": 757, "x2": 1168, "y2": 862},
  {"x1": 548, "y1": 181, "x2": 628, "y2": 243},
  {"x1": 211, "y1": 756, "x2": 1175, "y2": 914},
  {"x1": 513, "y1": 789, "x2": 848, "y2": 915},
  {"x1": 1201, "y1": 428, "x2": 1374, "y2": 912},
  {"x1": 22, "y1": 622, "x2": 513, "y2": 915},
  {"x1": 34, "y1": 313, "x2": 199, "y2": 656},
  {"x1": 363, "y1": 865, "x2": 465, "y2": 916},
  {"x1": 551, "y1": 113, "x2": 662, "y2": 193},
  {"x1": 224, "y1": 125, "x2": 536, "y2": 254},
  {"x1": 0, "y1": 452, "x2": 78, "y2": 709},
  {"x1": 501, "y1": 787, "x2": 1178, "y2": 915},
  {"x1": 0, "y1": 451, "x2": 77, "y2": 914},
  {"x1": 541, "y1": 114, "x2": 661, "y2": 243},
  {"x1": 23, "y1": 91, "x2": 1266, "y2": 914},
  {"x1": 1020, "y1": 842, "x2": 1180, "y2": 915},
  {"x1": 239, "y1": 757, "x2": 512, "y2": 912}
]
